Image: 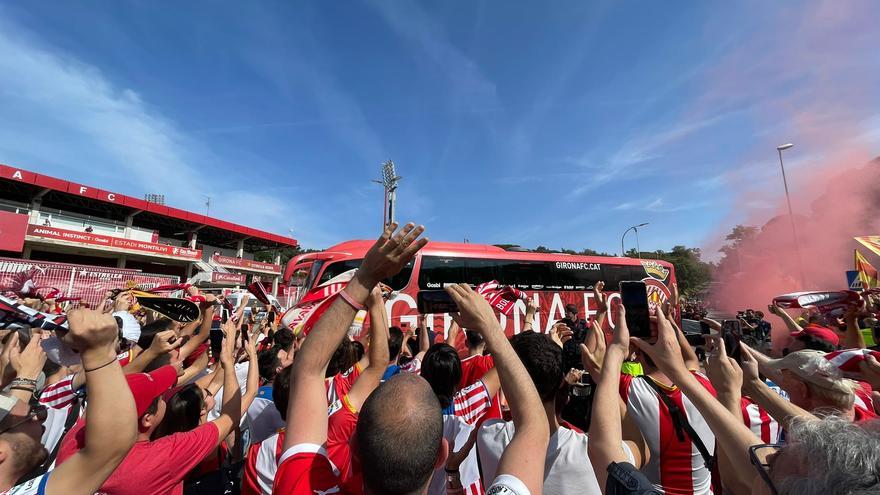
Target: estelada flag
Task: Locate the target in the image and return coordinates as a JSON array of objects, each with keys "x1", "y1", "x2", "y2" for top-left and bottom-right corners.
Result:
[
  {"x1": 855, "y1": 236, "x2": 880, "y2": 258},
  {"x1": 476, "y1": 280, "x2": 528, "y2": 316},
  {"x1": 855, "y1": 250, "x2": 879, "y2": 289}
]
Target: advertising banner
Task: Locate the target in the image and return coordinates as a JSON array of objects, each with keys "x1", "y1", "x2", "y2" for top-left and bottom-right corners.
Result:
[
  {"x1": 212, "y1": 255, "x2": 280, "y2": 274},
  {"x1": 27, "y1": 225, "x2": 202, "y2": 260},
  {"x1": 211, "y1": 272, "x2": 246, "y2": 284}
]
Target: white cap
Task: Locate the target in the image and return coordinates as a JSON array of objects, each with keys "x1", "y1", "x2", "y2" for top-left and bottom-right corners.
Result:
[{"x1": 113, "y1": 311, "x2": 141, "y2": 343}]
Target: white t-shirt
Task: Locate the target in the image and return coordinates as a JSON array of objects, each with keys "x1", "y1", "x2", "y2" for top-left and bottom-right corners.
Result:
[
  {"x1": 2, "y1": 473, "x2": 49, "y2": 495},
  {"x1": 486, "y1": 474, "x2": 530, "y2": 495},
  {"x1": 477, "y1": 419, "x2": 634, "y2": 495}
]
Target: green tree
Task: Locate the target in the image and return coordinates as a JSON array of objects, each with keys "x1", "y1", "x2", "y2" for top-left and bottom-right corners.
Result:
[{"x1": 653, "y1": 245, "x2": 713, "y2": 297}]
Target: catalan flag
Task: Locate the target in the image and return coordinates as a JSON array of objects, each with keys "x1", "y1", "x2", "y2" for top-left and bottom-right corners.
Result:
[{"x1": 855, "y1": 250, "x2": 878, "y2": 289}]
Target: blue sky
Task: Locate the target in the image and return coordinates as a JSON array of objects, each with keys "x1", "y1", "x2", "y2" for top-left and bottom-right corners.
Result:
[{"x1": 0, "y1": 1, "x2": 877, "y2": 255}]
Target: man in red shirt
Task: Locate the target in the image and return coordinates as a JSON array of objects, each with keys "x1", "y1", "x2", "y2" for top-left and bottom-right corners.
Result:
[
  {"x1": 273, "y1": 223, "x2": 550, "y2": 495},
  {"x1": 0, "y1": 308, "x2": 139, "y2": 495},
  {"x1": 55, "y1": 320, "x2": 242, "y2": 495}
]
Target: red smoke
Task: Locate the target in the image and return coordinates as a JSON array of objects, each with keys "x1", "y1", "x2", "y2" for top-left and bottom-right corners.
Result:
[{"x1": 710, "y1": 153, "x2": 880, "y2": 343}]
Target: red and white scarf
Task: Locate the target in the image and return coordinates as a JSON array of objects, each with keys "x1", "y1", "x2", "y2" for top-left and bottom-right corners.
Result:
[{"x1": 475, "y1": 281, "x2": 527, "y2": 316}]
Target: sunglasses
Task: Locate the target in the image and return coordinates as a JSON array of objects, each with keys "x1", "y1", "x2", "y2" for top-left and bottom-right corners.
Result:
[
  {"x1": 0, "y1": 405, "x2": 48, "y2": 435},
  {"x1": 749, "y1": 443, "x2": 782, "y2": 495}
]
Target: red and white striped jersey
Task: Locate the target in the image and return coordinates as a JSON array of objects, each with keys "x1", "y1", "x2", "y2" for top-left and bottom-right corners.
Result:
[
  {"x1": 40, "y1": 375, "x2": 77, "y2": 409},
  {"x1": 740, "y1": 397, "x2": 781, "y2": 444},
  {"x1": 853, "y1": 380, "x2": 877, "y2": 414},
  {"x1": 242, "y1": 431, "x2": 285, "y2": 495},
  {"x1": 325, "y1": 363, "x2": 362, "y2": 405},
  {"x1": 620, "y1": 372, "x2": 717, "y2": 495},
  {"x1": 448, "y1": 381, "x2": 492, "y2": 426}
]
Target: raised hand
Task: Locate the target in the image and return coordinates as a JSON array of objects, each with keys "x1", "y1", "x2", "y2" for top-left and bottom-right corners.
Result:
[
  {"x1": 149, "y1": 329, "x2": 183, "y2": 355},
  {"x1": 446, "y1": 284, "x2": 499, "y2": 335},
  {"x1": 549, "y1": 322, "x2": 573, "y2": 348},
  {"x1": 65, "y1": 308, "x2": 121, "y2": 355},
  {"x1": 357, "y1": 222, "x2": 428, "y2": 287},
  {"x1": 630, "y1": 310, "x2": 688, "y2": 379},
  {"x1": 703, "y1": 335, "x2": 742, "y2": 399},
  {"x1": 593, "y1": 281, "x2": 608, "y2": 313},
  {"x1": 14, "y1": 333, "x2": 47, "y2": 380},
  {"x1": 858, "y1": 354, "x2": 880, "y2": 389}
]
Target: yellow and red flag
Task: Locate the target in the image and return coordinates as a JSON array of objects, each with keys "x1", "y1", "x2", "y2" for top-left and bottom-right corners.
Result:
[
  {"x1": 855, "y1": 236, "x2": 880, "y2": 257},
  {"x1": 855, "y1": 250, "x2": 879, "y2": 289}
]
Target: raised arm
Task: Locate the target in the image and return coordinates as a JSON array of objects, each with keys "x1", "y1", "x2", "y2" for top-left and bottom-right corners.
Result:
[
  {"x1": 45, "y1": 309, "x2": 137, "y2": 495},
  {"x1": 207, "y1": 321, "x2": 243, "y2": 448},
  {"x1": 446, "y1": 284, "x2": 549, "y2": 494},
  {"x1": 284, "y1": 223, "x2": 427, "y2": 450},
  {"x1": 178, "y1": 296, "x2": 216, "y2": 361},
  {"x1": 843, "y1": 305, "x2": 867, "y2": 349},
  {"x1": 445, "y1": 318, "x2": 461, "y2": 345},
  {"x1": 592, "y1": 281, "x2": 608, "y2": 333},
  {"x1": 632, "y1": 311, "x2": 767, "y2": 492},
  {"x1": 740, "y1": 346, "x2": 817, "y2": 431},
  {"x1": 587, "y1": 302, "x2": 633, "y2": 491},
  {"x1": 767, "y1": 302, "x2": 802, "y2": 334},
  {"x1": 124, "y1": 330, "x2": 183, "y2": 374},
  {"x1": 522, "y1": 299, "x2": 538, "y2": 333},
  {"x1": 346, "y1": 287, "x2": 390, "y2": 411},
  {"x1": 240, "y1": 333, "x2": 260, "y2": 417},
  {"x1": 415, "y1": 314, "x2": 430, "y2": 362}
]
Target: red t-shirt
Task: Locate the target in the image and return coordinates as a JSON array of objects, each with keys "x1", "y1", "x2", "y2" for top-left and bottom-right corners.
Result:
[
  {"x1": 459, "y1": 355, "x2": 501, "y2": 420},
  {"x1": 56, "y1": 421, "x2": 219, "y2": 495},
  {"x1": 325, "y1": 363, "x2": 362, "y2": 404},
  {"x1": 273, "y1": 444, "x2": 351, "y2": 495},
  {"x1": 327, "y1": 395, "x2": 362, "y2": 494}
]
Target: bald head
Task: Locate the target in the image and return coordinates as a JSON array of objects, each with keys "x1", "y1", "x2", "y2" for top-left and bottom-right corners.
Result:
[{"x1": 356, "y1": 373, "x2": 444, "y2": 495}]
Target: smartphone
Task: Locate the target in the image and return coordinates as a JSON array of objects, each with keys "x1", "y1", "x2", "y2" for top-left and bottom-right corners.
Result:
[
  {"x1": 721, "y1": 320, "x2": 743, "y2": 362},
  {"x1": 619, "y1": 281, "x2": 651, "y2": 339},
  {"x1": 209, "y1": 328, "x2": 224, "y2": 357},
  {"x1": 722, "y1": 319, "x2": 742, "y2": 338},
  {"x1": 417, "y1": 290, "x2": 458, "y2": 314},
  {"x1": 699, "y1": 321, "x2": 711, "y2": 335}
]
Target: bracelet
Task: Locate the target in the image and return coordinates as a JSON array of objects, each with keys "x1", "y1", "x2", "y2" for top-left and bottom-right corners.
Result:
[
  {"x1": 444, "y1": 468, "x2": 461, "y2": 475},
  {"x1": 9, "y1": 386, "x2": 35, "y2": 393},
  {"x1": 84, "y1": 357, "x2": 118, "y2": 373},
  {"x1": 10, "y1": 378, "x2": 37, "y2": 387},
  {"x1": 338, "y1": 289, "x2": 366, "y2": 311}
]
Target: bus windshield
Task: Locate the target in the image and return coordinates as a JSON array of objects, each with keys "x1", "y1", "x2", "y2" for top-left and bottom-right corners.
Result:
[{"x1": 316, "y1": 258, "x2": 414, "y2": 290}]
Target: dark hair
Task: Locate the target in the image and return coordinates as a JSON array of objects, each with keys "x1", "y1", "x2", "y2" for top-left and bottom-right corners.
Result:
[
  {"x1": 153, "y1": 385, "x2": 204, "y2": 439},
  {"x1": 352, "y1": 341, "x2": 365, "y2": 362},
  {"x1": 272, "y1": 365, "x2": 292, "y2": 420},
  {"x1": 509, "y1": 331, "x2": 563, "y2": 402},
  {"x1": 565, "y1": 304, "x2": 578, "y2": 314},
  {"x1": 356, "y1": 374, "x2": 443, "y2": 495},
  {"x1": 144, "y1": 396, "x2": 161, "y2": 418},
  {"x1": 272, "y1": 327, "x2": 295, "y2": 351},
  {"x1": 137, "y1": 318, "x2": 175, "y2": 349},
  {"x1": 327, "y1": 340, "x2": 357, "y2": 378},
  {"x1": 420, "y1": 343, "x2": 462, "y2": 409},
  {"x1": 258, "y1": 347, "x2": 282, "y2": 382},
  {"x1": 465, "y1": 330, "x2": 483, "y2": 350},
  {"x1": 388, "y1": 326, "x2": 404, "y2": 359}
]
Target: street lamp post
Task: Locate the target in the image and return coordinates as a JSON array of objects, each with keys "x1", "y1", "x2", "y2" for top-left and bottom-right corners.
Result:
[
  {"x1": 776, "y1": 143, "x2": 807, "y2": 289},
  {"x1": 621, "y1": 223, "x2": 649, "y2": 258}
]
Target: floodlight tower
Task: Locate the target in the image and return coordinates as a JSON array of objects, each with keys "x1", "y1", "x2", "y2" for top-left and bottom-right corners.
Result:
[{"x1": 373, "y1": 160, "x2": 402, "y2": 228}]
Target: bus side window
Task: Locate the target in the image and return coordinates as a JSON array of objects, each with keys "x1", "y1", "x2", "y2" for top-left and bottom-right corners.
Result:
[
  {"x1": 496, "y1": 260, "x2": 552, "y2": 289},
  {"x1": 418, "y1": 256, "x2": 466, "y2": 289},
  {"x1": 464, "y1": 259, "x2": 500, "y2": 286}
]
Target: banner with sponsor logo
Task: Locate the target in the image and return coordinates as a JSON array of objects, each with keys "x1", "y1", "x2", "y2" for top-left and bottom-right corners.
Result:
[
  {"x1": 0, "y1": 257, "x2": 178, "y2": 307},
  {"x1": 26, "y1": 225, "x2": 202, "y2": 260},
  {"x1": 211, "y1": 255, "x2": 280, "y2": 274},
  {"x1": 211, "y1": 272, "x2": 246, "y2": 284},
  {"x1": 0, "y1": 212, "x2": 28, "y2": 253}
]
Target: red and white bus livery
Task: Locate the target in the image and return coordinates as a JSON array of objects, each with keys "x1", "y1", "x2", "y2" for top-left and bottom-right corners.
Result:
[{"x1": 283, "y1": 240, "x2": 676, "y2": 336}]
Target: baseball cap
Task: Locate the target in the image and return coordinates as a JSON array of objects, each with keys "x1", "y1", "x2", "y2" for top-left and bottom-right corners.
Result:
[
  {"x1": 764, "y1": 350, "x2": 858, "y2": 395},
  {"x1": 790, "y1": 324, "x2": 839, "y2": 346},
  {"x1": 126, "y1": 365, "x2": 178, "y2": 417}
]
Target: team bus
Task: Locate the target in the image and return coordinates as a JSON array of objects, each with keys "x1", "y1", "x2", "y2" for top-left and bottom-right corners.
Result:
[{"x1": 283, "y1": 240, "x2": 677, "y2": 336}]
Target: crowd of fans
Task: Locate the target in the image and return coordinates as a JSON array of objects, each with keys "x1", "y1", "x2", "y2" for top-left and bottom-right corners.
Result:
[{"x1": 0, "y1": 222, "x2": 879, "y2": 495}]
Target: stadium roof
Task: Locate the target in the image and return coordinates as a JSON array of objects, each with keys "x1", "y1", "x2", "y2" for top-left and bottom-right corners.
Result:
[{"x1": 0, "y1": 164, "x2": 297, "y2": 252}]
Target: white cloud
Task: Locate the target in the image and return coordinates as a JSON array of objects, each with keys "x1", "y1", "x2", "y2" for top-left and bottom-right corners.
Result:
[{"x1": 0, "y1": 13, "x2": 332, "y2": 247}]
